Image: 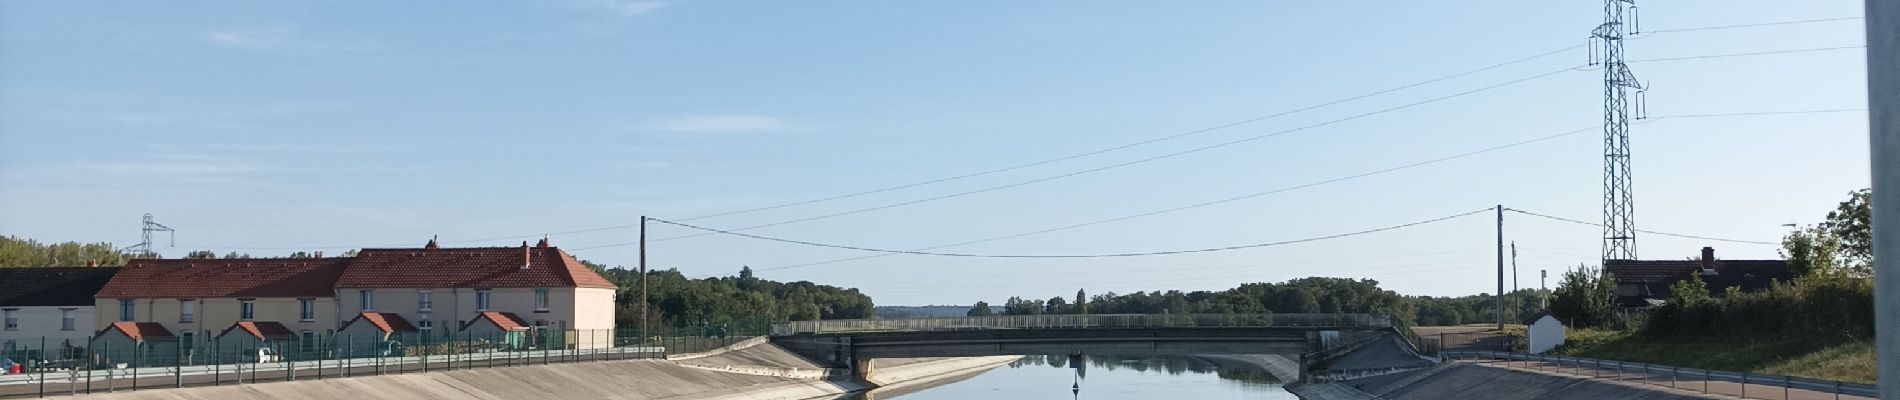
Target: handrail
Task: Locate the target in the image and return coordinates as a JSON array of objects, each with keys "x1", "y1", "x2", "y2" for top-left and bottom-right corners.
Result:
[
  {"x1": 1442, "y1": 350, "x2": 1878, "y2": 398},
  {"x1": 770, "y1": 313, "x2": 1397, "y2": 336}
]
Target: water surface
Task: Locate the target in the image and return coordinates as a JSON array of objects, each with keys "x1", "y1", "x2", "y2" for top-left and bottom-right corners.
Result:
[{"x1": 851, "y1": 355, "x2": 1298, "y2": 399}]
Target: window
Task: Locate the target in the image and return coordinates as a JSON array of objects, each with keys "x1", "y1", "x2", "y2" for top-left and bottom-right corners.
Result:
[
  {"x1": 533, "y1": 288, "x2": 550, "y2": 311},
  {"x1": 418, "y1": 313, "x2": 433, "y2": 331},
  {"x1": 2, "y1": 309, "x2": 15, "y2": 331},
  {"x1": 239, "y1": 299, "x2": 255, "y2": 320},
  {"x1": 60, "y1": 309, "x2": 75, "y2": 331},
  {"x1": 359, "y1": 290, "x2": 374, "y2": 311},
  {"x1": 299, "y1": 299, "x2": 315, "y2": 321},
  {"x1": 301, "y1": 331, "x2": 316, "y2": 351},
  {"x1": 181, "y1": 332, "x2": 195, "y2": 350},
  {"x1": 119, "y1": 299, "x2": 135, "y2": 321},
  {"x1": 418, "y1": 290, "x2": 432, "y2": 312},
  {"x1": 476, "y1": 289, "x2": 492, "y2": 311},
  {"x1": 179, "y1": 300, "x2": 195, "y2": 323}
]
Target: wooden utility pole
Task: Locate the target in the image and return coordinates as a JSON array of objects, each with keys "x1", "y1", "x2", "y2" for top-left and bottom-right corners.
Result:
[
  {"x1": 1496, "y1": 205, "x2": 1505, "y2": 331},
  {"x1": 640, "y1": 216, "x2": 649, "y2": 342}
]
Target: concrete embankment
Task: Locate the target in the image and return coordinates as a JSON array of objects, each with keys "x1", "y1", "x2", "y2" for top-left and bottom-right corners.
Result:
[
  {"x1": 1340, "y1": 362, "x2": 1720, "y2": 399},
  {"x1": 44, "y1": 343, "x2": 1016, "y2": 400}
]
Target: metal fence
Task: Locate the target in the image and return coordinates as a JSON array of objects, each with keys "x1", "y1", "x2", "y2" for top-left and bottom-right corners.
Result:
[
  {"x1": 0, "y1": 327, "x2": 755, "y2": 399},
  {"x1": 1443, "y1": 351, "x2": 1877, "y2": 400},
  {"x1": 771, "y1": 313, "x2": 1399, "y2": 335}
]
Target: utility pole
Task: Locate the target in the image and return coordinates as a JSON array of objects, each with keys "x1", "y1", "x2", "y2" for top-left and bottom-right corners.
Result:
[
  {"x1": 1510, "y1": 241, "x2": 1519, "y2": 320},
  {"x1": 1862, "y1": 0, "x2": 1896, "y2": 397},
  {"x1": 1495, "y1": 205, "x2": 1505, "y2": 331},
  {"x1": 1595, "y1": 0, "x2": 1644, "y2": 262},
  {"x1": 639, "y1": 216, "x2": 650, "y2": 342}
]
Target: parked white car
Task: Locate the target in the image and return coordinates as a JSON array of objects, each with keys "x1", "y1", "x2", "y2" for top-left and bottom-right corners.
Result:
[{"x1": 248, "y1": 348, "x2": 280, "y2": 364}]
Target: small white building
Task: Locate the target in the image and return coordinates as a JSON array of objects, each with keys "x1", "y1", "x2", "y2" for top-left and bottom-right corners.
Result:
[
  {"x1": 0, "y1": 267, "x2": 118, "y2": 354},
  {"x1": 1525, "y1": 311, "x2": 1566, "y2": 354}
]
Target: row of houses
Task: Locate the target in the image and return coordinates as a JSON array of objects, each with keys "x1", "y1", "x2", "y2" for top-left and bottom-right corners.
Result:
[{"x1": 1, "y1": 238, "x2": 617, "y2": 359}]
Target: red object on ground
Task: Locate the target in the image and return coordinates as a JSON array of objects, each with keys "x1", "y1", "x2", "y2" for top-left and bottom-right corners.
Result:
[{"x1": 7, "y1": 363, "x2": 20, "y2": 375}]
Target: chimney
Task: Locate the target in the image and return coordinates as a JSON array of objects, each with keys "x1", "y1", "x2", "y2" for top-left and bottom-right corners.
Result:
[
  {"x1": 87, "y1": 259, "x2": 98, "y2": 268},
  {"x1": 314, "y1": 251, "x2": 323, "y2": 258},
  {"x1": 425, "y1": 235, "x2": 440, "y2": 250},
  {"x1": 536, "y1": 237, "x2": 549, "y2": 248},
  {"x1": 1700, "y1": 247, "x2": 1717, "y2": 272},
  {"x1": 521, "y1": 241, "x2": 532, "y2": 270}
]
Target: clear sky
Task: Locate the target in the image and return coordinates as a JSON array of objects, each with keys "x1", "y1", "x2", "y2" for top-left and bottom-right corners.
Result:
[{"x1": 0, "y1": 0, "x2": 1872, "y2": 306}]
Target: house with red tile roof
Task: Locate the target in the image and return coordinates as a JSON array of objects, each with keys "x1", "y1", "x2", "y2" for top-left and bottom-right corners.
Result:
[
  {"x1": 94, "y1": 257, "x2": 348, "y2": 359},
  {"x1": 334, "y1": 239, "x2": 617, "y2": 349},
  {"x1": 335, "y1": 312, "x2": 419, "y2": 356},
  {"x1": 93, "y1": 321, "x2": 176, "y2": 364},
  {"x1": 214, "y1": 321, "x2": 301, "y2": 359}
]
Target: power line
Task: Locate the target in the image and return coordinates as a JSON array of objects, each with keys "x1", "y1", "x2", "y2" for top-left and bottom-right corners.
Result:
[
  {"x1": 647, "y1": 208, "x2": 1492, "y2": 259},
  {"x1": 1629, "y1": 45, "x2": 1865, "y2": 63},
  {"x1": 444, "y1": 20, "x2": 1877, "y2": 248},
  {"x1": 700, "y1": 108, "x2": 1860, "y2": 276},
  {"x1": 622, "y1": 68, "x2": 1577, "y2": 246},
  {"x1": 1503, "y1": 208, "x2": 1779, "y2": 245},
  {"x1": 808, "y1": 249, "x2": 1493, "y2": 281},
  {"x1": 664, "y1": 46, "x2": 1586, "y2": 223},
  {"x1": 421, "y1": 46, "x2": 1876, "y2": 252},
  {"x1": 1645, "y1": 108, "x2": 1866, "y2": 120},
  {"x1": 1639, "y1": 16, "x2": 1862, "y2": 35}
]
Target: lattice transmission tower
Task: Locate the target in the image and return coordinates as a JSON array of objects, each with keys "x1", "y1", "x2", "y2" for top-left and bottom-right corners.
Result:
[
  {"x1": 1593, "y1": 0, "x2": 1646, "y2": 261},
  {"x1": 122, "y1": 213, "x2": 175, "y2": 258}
]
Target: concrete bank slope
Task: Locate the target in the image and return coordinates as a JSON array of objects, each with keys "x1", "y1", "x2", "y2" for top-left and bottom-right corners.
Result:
[
  {"x1": 46, "y1": 359, "x2": 854, "y2": 400},
  {"x1": 1340, "y1": 362, "x2": 1722, "y2": 400}
]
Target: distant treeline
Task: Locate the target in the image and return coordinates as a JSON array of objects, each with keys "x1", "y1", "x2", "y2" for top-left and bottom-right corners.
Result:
[
  {"x1": 0, "y1": 235, "x2": 126, "y2": 267},
  {"x1": 594, "y1": 265, "x2": 875, "y2": 331},
  {"x1": 973, "y1": 277, "x2": 1549, "y2": 327}
]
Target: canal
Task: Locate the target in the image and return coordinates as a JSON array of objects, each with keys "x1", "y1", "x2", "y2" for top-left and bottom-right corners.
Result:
[{"x1": 846, "y1": 355, "x2": 1298, "y2": 399}]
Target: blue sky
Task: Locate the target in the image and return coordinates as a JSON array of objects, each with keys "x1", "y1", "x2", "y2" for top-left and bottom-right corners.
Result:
[{"x1": 0, "y1": 1, "x2": 1872, "y2": 305}]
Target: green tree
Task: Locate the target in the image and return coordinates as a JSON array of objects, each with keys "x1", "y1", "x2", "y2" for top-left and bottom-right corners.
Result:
[
  {"x1": 1549, "y1": 266, "x2": 1617, "y2": 328},
  {"x1": 1667, "y1": 272, "x2": 1711, "y2": 306},
  {"x1": 967, "y1": 301, "x2": 994, "y2": 316},
  {"x1": 1074, "y1": 289, "x2": 1088, "y2": 315},
  {"x1": 1784, "y1": 189, "x2": 1873, "y2": 278},
  {"x1": 1044, "y1": 296, "x2": 1069, "y2": 314}
]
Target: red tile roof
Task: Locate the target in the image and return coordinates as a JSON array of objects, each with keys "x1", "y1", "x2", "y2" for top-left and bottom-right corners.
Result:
[
  {"x1": 220, "y1": 321, "x2": 297, "y2": 339},
  {"x1": 338, "y1": 244, "x2": 614, "y2": 289},
  {"x1": 341, "y1": 312, "x2": 418, "y2": 333},
  {"x1": 461, "y1": 311, "x2": 530, "y2": 331},
  {"x1": 99, "y1": 322, "x2": 173, "y2": 342},
  {"x1": 96, "y1": 258, "x2": 349, "y2": 299}
]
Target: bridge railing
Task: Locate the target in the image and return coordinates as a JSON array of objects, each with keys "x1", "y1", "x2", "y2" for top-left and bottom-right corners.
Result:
[{"x1": 771, "y1": 313, "x2": 1396, "y2": 336}]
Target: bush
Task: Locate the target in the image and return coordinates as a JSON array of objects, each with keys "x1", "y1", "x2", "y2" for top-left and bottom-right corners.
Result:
[{"x1": 1642, "y1": 276, "x2": 1872, "y2": 341}]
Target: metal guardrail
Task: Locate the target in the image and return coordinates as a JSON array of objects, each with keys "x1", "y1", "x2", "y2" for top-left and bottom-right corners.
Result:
[
  {"x1": 1443, "y1": 351, "x2": 1878, "y2": 399},
  {"x1": 770, "y1": 313, "x2": 1397, "y2": 336}
]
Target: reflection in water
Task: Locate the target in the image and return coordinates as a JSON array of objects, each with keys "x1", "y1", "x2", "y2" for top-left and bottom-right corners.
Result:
[{"x1": 840, "y1": 355, "x2": 1296, "y2": 400}]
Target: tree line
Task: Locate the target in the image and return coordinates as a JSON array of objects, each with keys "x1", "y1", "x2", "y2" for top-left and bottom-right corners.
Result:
[
  {"x1": 593, "y1": 265, "x2": 875, "y2": 332},
  {"x1": 967, "y1": 276, "x2": 1550, "y2": 327}
]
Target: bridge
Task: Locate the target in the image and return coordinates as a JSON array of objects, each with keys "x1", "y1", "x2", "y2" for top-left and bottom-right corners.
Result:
[{"x1": 768, "y1": 314, "x2": 1423, "y2": 381}]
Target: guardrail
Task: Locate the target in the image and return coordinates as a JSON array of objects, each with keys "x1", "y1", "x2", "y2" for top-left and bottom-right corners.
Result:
[
  {"x1": 770, "y1": 313, "x2": 1398, "y2": 336},
  {"x1": 1443, "y1": 351, "x2": 1877, "y2": 399}
]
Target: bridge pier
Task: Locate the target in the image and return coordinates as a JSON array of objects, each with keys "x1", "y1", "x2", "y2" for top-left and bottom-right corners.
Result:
[{"x1": 852, "y1": 357, "x2": 877, "y2": 385}]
